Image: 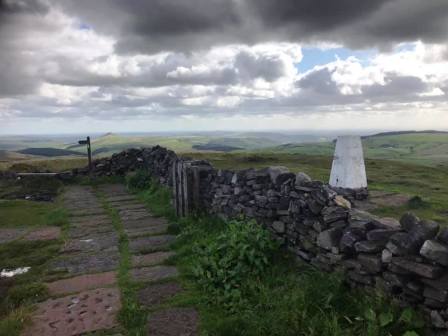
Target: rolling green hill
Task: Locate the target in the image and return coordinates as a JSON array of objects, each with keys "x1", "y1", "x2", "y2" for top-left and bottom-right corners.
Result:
[
  {"x1": 1, "y1": 130, "x2": 447, "y2": 168},
  {"x1": 17, "y1": 148, "x2": 84, "y2": 157},
  {"x1": 269, "y1": 131, "x2": 448, "y2": 167}
]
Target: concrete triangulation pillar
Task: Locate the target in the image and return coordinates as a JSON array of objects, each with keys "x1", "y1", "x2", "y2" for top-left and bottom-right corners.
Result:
[{"x1": 329, "y1": 135, "x2": 367, "y2": 189}]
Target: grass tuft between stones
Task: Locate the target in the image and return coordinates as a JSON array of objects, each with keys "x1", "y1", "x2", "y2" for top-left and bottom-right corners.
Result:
[{"x1": 97, "y1": 189, "x2": 147, "y2": 336}]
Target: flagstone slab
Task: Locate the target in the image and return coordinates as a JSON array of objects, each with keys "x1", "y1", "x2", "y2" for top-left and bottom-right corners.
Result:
[
  {"x1": 129, "y1": 235, "x2": 175, "y2": 254},
  {"x1": 120, "y1": 212, "x2": 154, "y2": 221},
  {"x1": 0, "y1": 228, "x2": 25, "y2": 244},
  {"x1": 70, "y1": 215, "x2": 111, "y2": 225},
  {"x1": 132, "y1": 251, "x2": 175, "y2": 268},
  {"x1": 68, "y1": 226, "x2": 114, "y2": 239},
  {"x1": 23, "y1": 227, "x2": 61, "y2": 241},
  {"x1": 22, "y1": 287, "x2": 121, "y2": 336},
  {"x1": 122, "y1": 217, "x2": 168, "y2": 230},
  {"x1": 62, "y1": 233, "x2": 118, "y2": 254},
  {"x1": 130, "y1": 265, "x2": 178, "y2": 283},
  {"x1": 64, "y1": 202, "x2": 103, "y2": 210},
  {"x1": 98, "y1": 184, "x2": 128, "y2": 193},
  {"x1": 46, "y1": 271, "x2": 117, "y2": 296},
  {"x1": 137, "y1": 282, "x2": 182, "y2": 308},
  {"x1": 70, "y1": 208, "x2": 106, "y2": 217},
  {"x1": 146, "y1": 307, "x2": 198, "y2": 336},
  {"x1": 106, "y1": 195, "x2": 137, "y2": 203},
  {"x1": 114, "y1": 203, "x2": 147, "y2": 211},
  {"x1": 126, "y1": 225, "x2": 169, "y2": 238},
  {"x1": 49, "y1": 251, "x2": 120, "y2": 276},
  {"x1": 119, "y1": 208, "x2": 149, "y2": 216}
]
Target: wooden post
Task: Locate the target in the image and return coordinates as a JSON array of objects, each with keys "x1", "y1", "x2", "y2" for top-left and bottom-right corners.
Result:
[
  {"x1": 78, "y1": 136, "x2": 93, "y2": 176},
  {"x1": 87, "y1": 136, "x2": 92, "y2": 176},
  {"x1": 172, "y1": 160, "x2": 179, "y2": 217},
  {"x1": 171, "y1": 160, "x2": 211, "y2": 217}
]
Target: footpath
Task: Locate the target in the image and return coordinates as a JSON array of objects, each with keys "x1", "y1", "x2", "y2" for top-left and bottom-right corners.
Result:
[{"x1": 22, "y1": 184, "x2": 198, "y2": 336}]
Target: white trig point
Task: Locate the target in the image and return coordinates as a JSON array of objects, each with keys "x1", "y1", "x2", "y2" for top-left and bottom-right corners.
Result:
[{"x1": 329, "y1": 135, "x2": 367, "y2": 189}]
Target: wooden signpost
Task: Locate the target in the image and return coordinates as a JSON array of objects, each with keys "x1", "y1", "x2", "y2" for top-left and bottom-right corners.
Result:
[{"x1": 78, "y1": 136, "x2": 92, "y2": 175}]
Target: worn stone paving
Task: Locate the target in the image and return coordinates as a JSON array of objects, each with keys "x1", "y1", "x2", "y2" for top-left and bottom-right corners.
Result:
[
  {"x1": 24, "y1": 186, "x2": 122, "y2": 336},
  {"x1": 98, "y1": 184, "x2": 198, "y2": 336},
  {"x1": 0, "y1": 227, "x2": 61, "y2": 244},
  {"x1": 22, "y1": 287, "x2": 121, "y2": 336},
  {"x1": 147, "y1": 308, "x2": 199, "y2": 336},
  {"x1": 24, "y1": 184, "x2": 198, "y2": 336}
]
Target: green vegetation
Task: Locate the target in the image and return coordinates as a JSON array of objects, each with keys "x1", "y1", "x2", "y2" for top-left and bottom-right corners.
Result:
[
  {"x1": 0, "y1": 157, "x2": 87, "y2": 172},
  {"x1": 98, "y1": 189, "x2": 147, "y2": 336},
  {"x1": 126, "y1": 170, "x2": 152, "y2": 190},
  {"x1": 0, "y1": 308, "x2": 31, "y2": 336},
  {"x1": 132, "y1": 180, "x2": 427, "y2": 336},
  {"x1": 0, "y1": 239, "x2": 63, "y2": 336},
  {"x1": 0, "y1": 200, "x2": 56, "y2": 228},
  {"x1": 175, "y1": 219, "x2": 425, "y2": 336},
  {"x1": 0, "y1": 175, "x2": 63, "y2": 200},
  {"x1": 270, "y1": 132, "x2": 448, "y2": 167},
  {"x1": 192, "y1": 219, "x2": 277, "y2": 311},
  {"x1": 0, "y1": 194, "x2": 67, "y2": 336},
  {"x1": 2, "y1": 131, "x2": 448, "y2": 172},
  {"x1": 17, "y1": 148, "x2": 84, "y2": 157}
]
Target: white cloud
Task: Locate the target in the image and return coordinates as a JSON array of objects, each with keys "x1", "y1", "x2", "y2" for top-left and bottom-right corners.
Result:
[{"x1": 0, "y1": 2, "x2": 447, "y2": 133}]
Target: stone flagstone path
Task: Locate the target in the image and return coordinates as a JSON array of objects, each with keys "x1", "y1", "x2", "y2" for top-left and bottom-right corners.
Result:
[
  {"x1": 23, "y1": 186, "x2": 121, "y2": 336},
  {"x1": 22, "y1": 184, "x2": 198, "y2": 336},
  {"x1": 98, "y1": 184, "x2": 198, "y2": 336}
]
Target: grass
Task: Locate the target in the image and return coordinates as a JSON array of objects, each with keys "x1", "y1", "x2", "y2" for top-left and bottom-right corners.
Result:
[
  {"x1": 97, "y1": 188, "x2": 147, "y2": 336},
  {"x1": 0, "y1": 308, "x2": 31, "y2": 336},
  {"x1": 0, "y1": 157, "x2": 87, "y2": 172},
  {"x1": 0, "y1": 196, "x2": 68, "y2": 336},
  {"x1": 172, "y1": 217, "x2": 425, "y2": 336},
  {"x1": 269, "y1": 132, "x2": 448, "y2": 167},
  {"x1": 133, "y1": 179, "x2": 427, "y2": 336},
  {"x1": 0, "y1": 175, "x2": 63, "y2": 200},
  {"x1": 0, "y1": 200, "x2": 68, "y2": 228}
]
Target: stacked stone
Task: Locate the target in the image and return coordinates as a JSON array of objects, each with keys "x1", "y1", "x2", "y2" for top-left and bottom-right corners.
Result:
[
  {"x1": 75, "y1": 146, "x2": 177, "y2": 184},
  {"x1": 314, "y1": 209, "x2": 448, "y2": 329},
  {"x1": 141, "y1": 146, "x2": 177, "y2": 185},
  {"x1": 74, "y1": 145, "x2": 448, "y2": 330}
]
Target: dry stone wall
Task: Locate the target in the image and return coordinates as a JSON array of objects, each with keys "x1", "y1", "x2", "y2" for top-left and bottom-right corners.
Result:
[{"x1": 85, "y1": 146, "x2": 448, "y2": 330}]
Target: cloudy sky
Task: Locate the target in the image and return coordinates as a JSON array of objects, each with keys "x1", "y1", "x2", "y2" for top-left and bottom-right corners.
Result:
[{"x1": 1, "y1": 0, "x2": 448, "y2": 134}]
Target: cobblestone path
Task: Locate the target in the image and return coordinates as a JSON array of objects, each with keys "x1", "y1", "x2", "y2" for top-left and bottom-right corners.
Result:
[{"x1": 23, "y1": 184, "x2": 197, "y2": 336}]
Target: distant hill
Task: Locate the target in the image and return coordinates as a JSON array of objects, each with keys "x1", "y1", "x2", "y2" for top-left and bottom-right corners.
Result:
[
  {"x1": 17, "y1": 148, "x2": 84, "y2": 157},
  {"x1": 0, "y1": 150, "x2": 36, "y2": 161},
  {"x1": 192, "y1": 144, "x2": 243, "y2": 152},
  {"x1": 363, "y1": 130, "x2": 448, "y2": 139},
  {"x1": 270, "y1": 131, "x2": 448, "y2": 167}
]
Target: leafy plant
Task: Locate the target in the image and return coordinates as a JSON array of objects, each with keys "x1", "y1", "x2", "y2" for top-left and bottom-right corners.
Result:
[
  {"x1": 126, "y1": 169, "x2": 152, "y2": 190},
  {"x1": 192, "y1": 219, "x2": 277, "y2": 310},
  {"x1": 360, "y1": 299, "x2": 424, "y2": 336}
]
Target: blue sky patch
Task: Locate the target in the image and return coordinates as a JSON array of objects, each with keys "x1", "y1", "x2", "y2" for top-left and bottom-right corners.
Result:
[{"x1": 298, "y1": 47, "x2": 377, "y2": 72}]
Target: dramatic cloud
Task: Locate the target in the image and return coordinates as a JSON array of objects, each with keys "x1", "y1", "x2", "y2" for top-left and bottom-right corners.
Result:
[
  {"x1": 0, "y1": 0, "x2": 447, "y2": 133},
  {"x1": 54, "y1": 0, "x2": 448, "y2": 53}
]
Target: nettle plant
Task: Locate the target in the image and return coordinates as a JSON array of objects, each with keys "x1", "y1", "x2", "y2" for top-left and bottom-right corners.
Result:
[{"x1": 193, "y1": 219, "x2": 277, "y2": 311}]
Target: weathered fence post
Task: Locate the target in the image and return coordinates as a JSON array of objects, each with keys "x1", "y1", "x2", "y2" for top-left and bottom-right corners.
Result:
[{"x1": 172, "y1": 159, "x2": 211, "y2": 217}]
